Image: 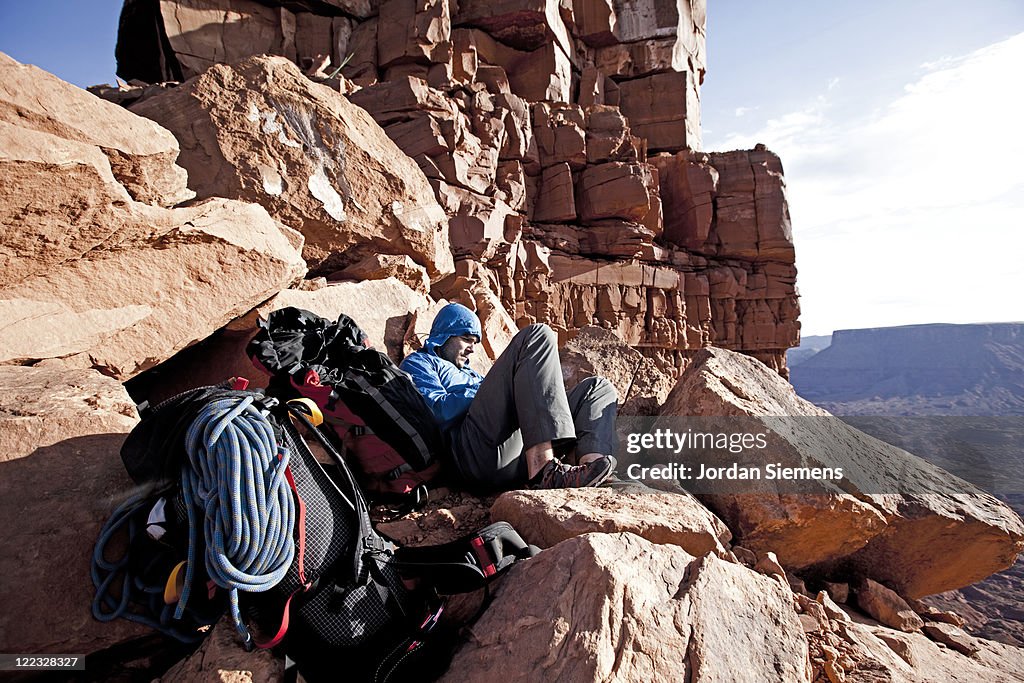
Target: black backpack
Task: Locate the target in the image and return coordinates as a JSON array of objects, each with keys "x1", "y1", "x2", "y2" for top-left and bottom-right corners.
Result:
[
  {"x1": 92, "y1": 381, "x2": 539, "y2": 682},
  {"x1": 247, "y1": 307, "x2": 446, "y2": 503}
]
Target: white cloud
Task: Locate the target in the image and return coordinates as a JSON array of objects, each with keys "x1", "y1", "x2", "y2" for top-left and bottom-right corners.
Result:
[
  {"x1": 712, "y1": 33, "x2": 1024, "y2": 336},
  {"x1": 919, "y1": 55, "x2": 958, "y2": 72}
]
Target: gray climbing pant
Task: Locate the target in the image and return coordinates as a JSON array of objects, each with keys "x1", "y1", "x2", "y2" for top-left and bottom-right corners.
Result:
[{"x1": 450, "y1": 323, "x2": 618, "y2": 491}]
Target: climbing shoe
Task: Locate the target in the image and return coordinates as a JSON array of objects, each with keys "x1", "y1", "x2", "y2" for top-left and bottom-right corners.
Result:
[{"x1": 529, "y1": 455, "x2": 616, "y2": 490}]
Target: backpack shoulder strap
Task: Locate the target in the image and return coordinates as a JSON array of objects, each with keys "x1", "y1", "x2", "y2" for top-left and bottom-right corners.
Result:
[
  {"x1": 350, "y1": 372, "x2": 434, "y2": 471},
  {"x1": 282, "y1": 401, "x2": 380, "y2": 581}
]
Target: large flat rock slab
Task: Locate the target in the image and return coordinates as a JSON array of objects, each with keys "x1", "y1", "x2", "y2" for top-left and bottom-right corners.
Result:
[
  {"x1": 1, "y1": 197, "x2": 306, "y2": 379},
  {"x1": 490, "y1": 487, "x2": 730, "y2": 557},
  {"x1": 658, "y1": 347, "x2": 1024, "y2": 598}
]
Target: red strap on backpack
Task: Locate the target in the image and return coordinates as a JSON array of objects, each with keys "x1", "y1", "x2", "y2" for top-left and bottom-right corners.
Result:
[{"x1": 254, "y1": 463, "x2": 309, "y2": 650}]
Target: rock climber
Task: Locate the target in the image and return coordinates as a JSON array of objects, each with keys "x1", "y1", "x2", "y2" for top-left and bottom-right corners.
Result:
[{"x1": 400, "y1": 302, "x2": 618, "y2": 492}]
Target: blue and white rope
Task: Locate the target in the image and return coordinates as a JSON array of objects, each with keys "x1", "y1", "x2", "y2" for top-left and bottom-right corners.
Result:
[{"x1": 178, "y1": 396, "x2": 295, "y2": 646}]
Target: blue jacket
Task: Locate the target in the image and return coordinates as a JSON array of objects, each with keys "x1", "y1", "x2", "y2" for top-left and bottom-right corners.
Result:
[{"x1": 400, "y1": 303, "x2": 484, "y2": 432}]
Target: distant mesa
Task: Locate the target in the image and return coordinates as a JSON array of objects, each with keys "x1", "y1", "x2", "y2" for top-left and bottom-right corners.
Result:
[
  {"x1": 790, "y1": 322, "x2": 1024, "y2": 416},
  {"x1": 785, "y1": 333, "x2": 831, "y2": 367}
]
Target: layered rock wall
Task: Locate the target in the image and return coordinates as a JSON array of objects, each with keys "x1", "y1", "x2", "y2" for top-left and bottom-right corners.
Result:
[{"x1": 114, "y1": 0, "x2": 800, "y2": 377}]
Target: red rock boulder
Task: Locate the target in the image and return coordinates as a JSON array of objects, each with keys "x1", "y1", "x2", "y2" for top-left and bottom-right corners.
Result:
[
  {"x1": 132, "y1": 56, "x2": 454, "y2": 279},
  {"x1": 0, "y1": 366, "x2": 143, "y2": 655},
  {"x1": 659, "y1": 347, "x2": 1024, "y2": 598}
]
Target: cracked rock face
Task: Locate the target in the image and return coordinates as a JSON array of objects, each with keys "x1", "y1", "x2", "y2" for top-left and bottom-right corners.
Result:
[{"x1": 130, "y1": 55, "x2": 454, "y2": 279}]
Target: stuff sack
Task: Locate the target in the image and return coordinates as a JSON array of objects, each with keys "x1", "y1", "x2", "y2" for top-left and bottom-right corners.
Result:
[
  {"x1": 247, "y1": 307, "x2": 445, "y2": 503},
  {"x1": 120, "y1": 384, "x2": 252, "y2": 486}
]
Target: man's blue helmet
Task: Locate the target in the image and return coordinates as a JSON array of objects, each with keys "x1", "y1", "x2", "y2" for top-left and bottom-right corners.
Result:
[{"x1": 424, "y1": 303, "x2": 482, "y2": 351}]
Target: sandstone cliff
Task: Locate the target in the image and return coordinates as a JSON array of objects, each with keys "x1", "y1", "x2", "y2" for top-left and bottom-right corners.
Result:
[{"x1": 108, "y1": 0, "x2": 799, "y2": 378}]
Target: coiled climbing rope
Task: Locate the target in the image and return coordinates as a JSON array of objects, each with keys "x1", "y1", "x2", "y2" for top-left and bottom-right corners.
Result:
[{"x1": 178, "y1": 396, "x2": 296, "y2": 646}]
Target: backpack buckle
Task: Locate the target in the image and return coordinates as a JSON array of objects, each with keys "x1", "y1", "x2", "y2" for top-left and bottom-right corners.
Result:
[
  {"x1": 386, "y1": 463, "x2": 413, "y2": 481},
  {"x1": 363, "y1": 534, "x2": 386, "y2": 554}
]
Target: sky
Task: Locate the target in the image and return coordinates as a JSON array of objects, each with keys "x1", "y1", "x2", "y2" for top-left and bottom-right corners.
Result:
[
  {"x1": 703, "y1": 1, "x2": 1024, "y2": 336},
  {"x1": 1, "y1": 1, "x2": 1022, "y2": 337}
]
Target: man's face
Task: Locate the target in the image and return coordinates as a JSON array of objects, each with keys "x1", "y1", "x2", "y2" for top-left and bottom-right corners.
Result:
[{"x1": 438, "y1": 334, "x2": 477, "y2": 369}]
